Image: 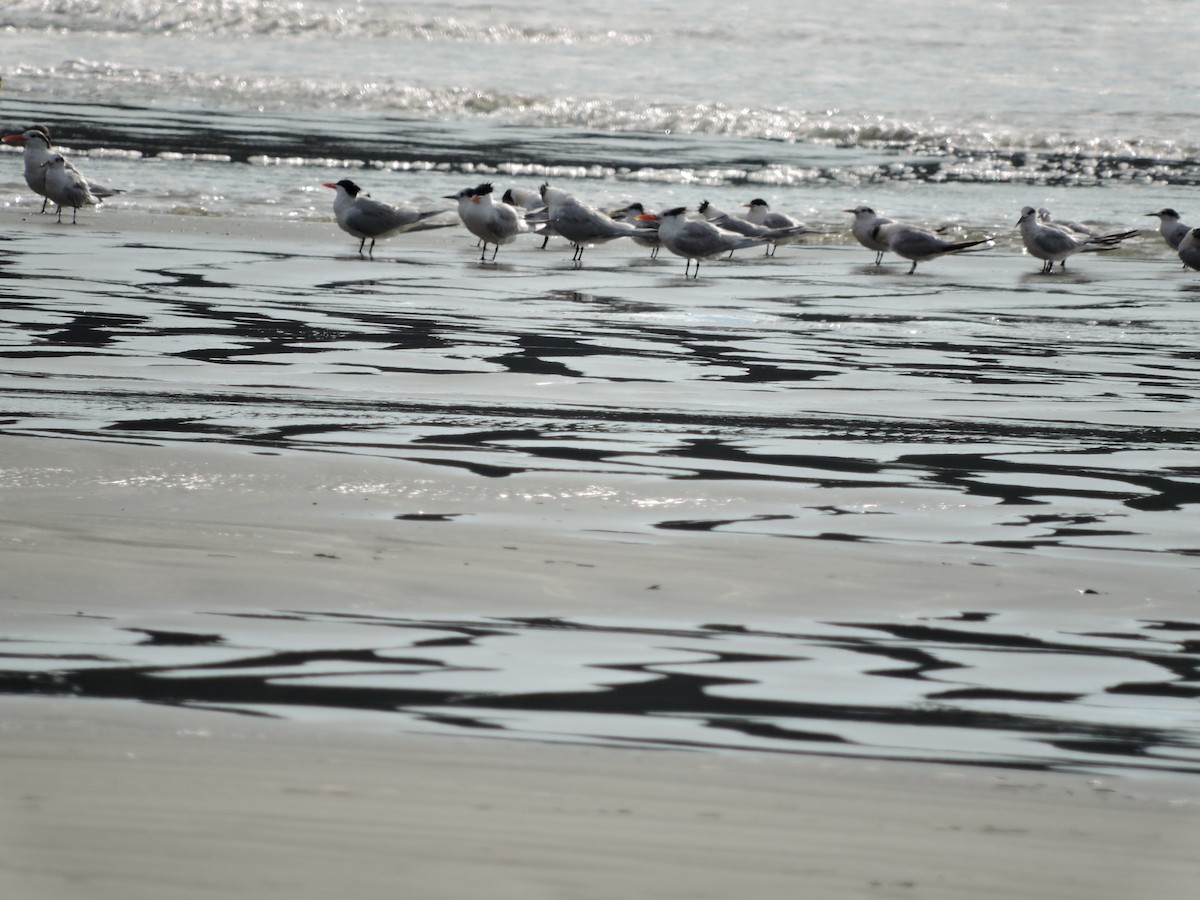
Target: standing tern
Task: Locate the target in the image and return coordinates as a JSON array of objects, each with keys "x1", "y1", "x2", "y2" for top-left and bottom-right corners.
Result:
[
  {"x1": 844, "y1": 205, "x2": 895, "y2": 265},
  {"x1": 446, "y1": 182, "x2": 536, "y2": 261},
  {"x1": 539, "y1": 183, "x2": 652, "y2": 266},
  {"x1": 1016, "y1": 206, "x2": 1138, "y2": 273},
  {"x1": 697, "y1": 200, "x2": 813, "y2": 255},
  {"x1": 742, "y1": 198, "x2": 820, "y2": 255},
  {"x1": 41, "y1": 154, "x2": 99, "y2": 224},
  {"x1": 1146, "y1": 208, "x2": 1190, "y2": 250},
  {"x1": 873, "y1": 222, "x2": 993, "y2": 274},
  {"x1": 502, "y1": 186, "x2": 553, "y2": 248},
  {"x1": 610, "y1": 202, "x2": 661, "y2": 258},
  {"x1": 323, "y1": 179, "x2": 445, "y2": 258},
  {"x1": 1177, "y1": 228, "x2": 1200, "y2": 272},
  {"x1": 2, "y1": 126, "x2": 122, "y2": 213},
  {"x1": 1037, "y1": 208, "x2": 1100, "y2": 238},
  {"x1": 636, "y1": 207, "x2": 765, "y2": 277}
]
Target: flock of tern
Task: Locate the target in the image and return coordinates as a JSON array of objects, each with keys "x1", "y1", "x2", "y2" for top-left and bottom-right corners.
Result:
[{"x1": 4, "y1": 126, "x2": 1196, "y2": 277}]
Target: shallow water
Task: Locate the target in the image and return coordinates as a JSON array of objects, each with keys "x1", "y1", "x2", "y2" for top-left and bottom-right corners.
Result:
[{"x1": 2, "y1": 0, "x2": 1199, "y2": 773}]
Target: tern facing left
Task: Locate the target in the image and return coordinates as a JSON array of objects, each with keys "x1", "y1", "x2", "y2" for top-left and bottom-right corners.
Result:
[
  {"x1": 1016, "y1": 206, "x2": 1138, "y2": 273},
  {"x1": 845, "y1": 205, "x2": 895, "y2": 265},
  {"x1": 742, "y1": 198, "x2": 820, "y2": 255},
  {"x1": 324, "y1": 179, "x2": 444, "y2": 257},
  {"x1": 446, "y1": 182, "x2": 535, "y2": 261},
  {"x1": 42, "y1": 154, "x2": 99, "y2": 224},
  {"x1": 3, "y1": 126, "x2": 122, "y2": 213},
  {"x1": 636, "y1": 207, "x2": 765, "y2": 277},
  {"x1": 1146, "y1": 208, "x2": 1190, "y2": 251}
]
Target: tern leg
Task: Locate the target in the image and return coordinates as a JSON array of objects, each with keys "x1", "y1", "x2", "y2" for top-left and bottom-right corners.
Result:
[
  {"x1": 874, "y1": 251, "x2": 884, "y2": 265},
  {"x1": 478, "y1": 242, "x2": 489, "y2": 261},
  {"x1": 907, "y1": 260, "x2": 917, "y2": 274},
  {"x1": 39, "y1": 197, "x2": 48, "y2": 214},
  {"x1": 71, "y1": 206, "x2": 78, "y2": 225},
  {"x1": 489, "y1": 243, "x2": 499, "y2": 261},
  {"x1": 368, "y1": 238, "x2": 376, "y2": 259},
  {"x1": 55, "y1": 204, "x2": 63, "y2": 224},
  {"x1": 356, "y1": 237, "x2": 366, "y2": 257},
  {"x1": 540, "y1": 234, "x2": 549, "y2": 249}
]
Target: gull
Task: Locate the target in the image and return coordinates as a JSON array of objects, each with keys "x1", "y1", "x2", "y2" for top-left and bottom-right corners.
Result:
[
  {"x1": 873, "y1": 221, "x2": 993, "y2": 274},
  {"x1": 1177, "y1": 228, "x2": 1200, "y2": 272},
  {"x1": 844, "y1": 205, "x2": 895, "y2": 265},
  {"x1": 742, "y1": 198, "x2": 820, "y2": 255},
  {"x1": 2, "y1": 125, "x2": 122, "y2": 213},
  {"x1": 610, "y1": 202, "x2": 661, "y2": 258},
  {"x1": 540, "y1": 183, "x2": 655, "y2": 266},
  {"x1": 697, "y1": 200, "x2": 814, "y2": 256},
  {"x1": 635, "y1": 207, "x2": 765, "y2": 277},
  {"x1": 1016, "y1": 206, "x2": 1138, "y2": 273},
  {"x1": 323, "y1": 179, "x2": 445, "y2": 258},
  {"x1": 41, "y1": 154, "x2": 99, "y2": 223},
  {"x1": 446, "y1": 182, "x2": 535, "y2": 261},
  {"x1": 1146, "y1": 208, "x2": 1190, "y2": 250}
]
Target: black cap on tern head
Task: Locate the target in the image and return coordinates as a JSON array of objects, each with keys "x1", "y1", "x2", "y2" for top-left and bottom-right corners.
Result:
[
  {"x1": 748, "y1": 198, "x2": 768, "y2": 208},
  {"x1": 473, "y1": 183, "x2": 495, "y2": 196},
  {"x1": 335, "y1": 179, "x2": 362, "y2": 196},
  {"x1": 662, "y1": 206, "x2": 688, "y2": 217}
]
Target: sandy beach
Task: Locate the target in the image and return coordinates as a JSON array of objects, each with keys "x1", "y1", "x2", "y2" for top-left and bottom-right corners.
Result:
[{"x1": 2, "y1": 211, "x2": 1199, "y2": 898}]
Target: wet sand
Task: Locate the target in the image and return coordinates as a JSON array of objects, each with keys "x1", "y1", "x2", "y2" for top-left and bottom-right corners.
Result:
[{"x1": 2, "y1": 211, "x2": 1199, "y2": 897}]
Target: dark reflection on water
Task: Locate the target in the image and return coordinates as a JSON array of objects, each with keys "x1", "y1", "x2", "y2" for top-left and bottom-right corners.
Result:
[
  {"x1": 2, "y1": 612, "x2": 1198, "y2": 774},
  {"x1": 2, "y1": 229, "x2": 1199, "y2": 555}
]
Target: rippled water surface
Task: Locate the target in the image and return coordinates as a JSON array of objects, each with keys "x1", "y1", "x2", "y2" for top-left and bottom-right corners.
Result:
[{"x1": 2, "y1": 0, "x2": 1199, "y2": 772}]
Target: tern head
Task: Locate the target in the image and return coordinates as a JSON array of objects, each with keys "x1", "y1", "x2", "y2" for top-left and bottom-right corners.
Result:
[
  {"x1": 323, "y1": 179, "x2": 362, "y2": 197},
  {"x1": 445, "y1": 186, "x2": 478, "y2": 202},
  {"x1": 1037, "y1": 208, "x2": 1052, "y2": 221},
  {"x1": 746, "y1": 198, "x2": 770, "y2": 210},
  {"x1": 1017, "y1": 206, "x2": 1037, "y2": 226},
  {"x1": 1146, "y1": 208, "x2": 1180, "y2": 220},
  {"x1": 473, "y1": 182, "x2": 495, "y2": 197},
  {"x1": 844, "y1": 205, "x2": 876, "y2": 217}
]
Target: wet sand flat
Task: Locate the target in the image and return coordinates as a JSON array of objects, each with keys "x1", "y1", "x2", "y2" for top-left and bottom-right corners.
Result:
[{"x1": 2, "y1": 212, "x2": 1199, "y2": 897}]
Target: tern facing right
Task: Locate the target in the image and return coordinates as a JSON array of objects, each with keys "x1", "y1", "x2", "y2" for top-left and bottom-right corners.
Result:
[
  {"x1": 873, "y1": 221, "x2": 993, "y2": 274},
  {"x1": 1016, "y1": 206, "x2": 1138, "y2": 273},
  {"x1": 1178, "y1": 228, "x2": 1200, "y2": 272},
  {"x1": 845, "y1": 205, "x2": 895, "y2": 265},
  {"x1": 1146, "y1": 208, "x2": 1190, "y2": 251},
  {"x1": 636, "y1": 207, "x2": 765, "y2": 277},
  {"x1": 324, "y1": 179, "x2": 445, "y2": 257},
  {"x1": 42, "y1": 154, "x2": 99, "y2": 224}
]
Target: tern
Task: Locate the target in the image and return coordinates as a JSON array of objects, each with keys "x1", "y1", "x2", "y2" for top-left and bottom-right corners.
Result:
[
  {"x1": 539, "y1": 183, "x2": 652, "y2": 266},
  {"x1": 873, "y1": 221, "x2": 993, "y2": 274},
  {"x1": 323, "y1": 179, "x2": 444, "y2": 258},
  {"x1": 502, "y1": 186, "x2": 552, "y2": 248},
  {"x1": 742, "y1": 198, "x2": 820, "y2": 255},
  {"x1": 41, "y1": 154, "x2": 99, "y2": 224},
  {"x1": 446, "y1": 182, "x2": 535, "y2": 261},
  {"x1": 844, "y1": 205, "x2": 895, "y2": 265},
  {"x1": 636, "y1": 207, "x2": 765, "y2": 277},
  {"x1": 697, "y1": 200, "x2": 814, "y2": 255},
  {"x1": 1037, "y1": 208, "x2": 1100, "y2": 238},
  {"x1": 610, "y1": 202, "x2": 661, "y2": 258},
  {"x1": 1177, "y1": 228, "x2": 1200, "y2": 272},
  {"x1": 1146, "y1": 208, "x2": 1190, "y2": 251},
  {"x1": 2, "y1": 126, "x2": 122, "y2": 213},
  {"x1": 1016, "y1": 206, "x2": 1138, "y2": 273}
]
